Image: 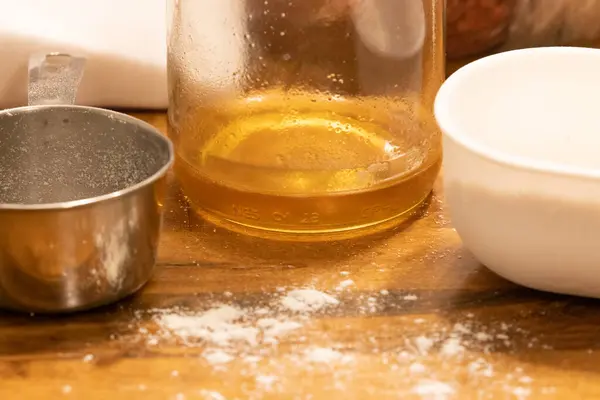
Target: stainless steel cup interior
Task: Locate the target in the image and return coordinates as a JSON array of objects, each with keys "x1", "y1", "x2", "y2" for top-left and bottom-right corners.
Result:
[{"x1": 0, "y1": 53, "x2": 174, "y2": 313}]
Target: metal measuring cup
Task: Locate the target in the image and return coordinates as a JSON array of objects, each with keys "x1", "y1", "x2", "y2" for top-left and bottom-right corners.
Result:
[{"x1": 0, "y1": 53, "x2": 174, "y2": 313}]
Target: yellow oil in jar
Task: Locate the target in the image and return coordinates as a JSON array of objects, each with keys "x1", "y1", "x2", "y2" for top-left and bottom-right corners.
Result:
[{"x1": 172, "y1": 89, "x2": 441, "y2": 240}]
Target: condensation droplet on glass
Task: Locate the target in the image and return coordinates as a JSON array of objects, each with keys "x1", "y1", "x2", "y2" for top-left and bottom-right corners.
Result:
[
  {"x1": 282, "y1": 53, "x2": 291, "y2": 61},
  {"x1": 355, "y1": 169, "x2": 371, "y2": 186},
  {"x1": 281, "y1": 12, "x2": 286, "y2": 17},
  {"x1": 367, "y1": 162, "x2": 389, "y2": 174},
  {"x1": 280, "y1": 31, "x2": 286, "y2": 36}
]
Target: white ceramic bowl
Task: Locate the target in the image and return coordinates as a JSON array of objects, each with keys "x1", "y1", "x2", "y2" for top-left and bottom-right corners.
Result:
[{"x1": 435, "y1": 47, "x2": 600, "y2": 298}]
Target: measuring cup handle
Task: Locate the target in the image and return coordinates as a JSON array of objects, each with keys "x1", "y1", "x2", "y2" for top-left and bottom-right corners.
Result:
[{"x1": 28, "y1": 53, "x2": 86, "y2": 106}]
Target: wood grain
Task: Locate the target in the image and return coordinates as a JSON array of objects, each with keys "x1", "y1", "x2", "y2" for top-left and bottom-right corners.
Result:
[{"x1": 1, "y1": 112, "x2": 599, "y2": 400}]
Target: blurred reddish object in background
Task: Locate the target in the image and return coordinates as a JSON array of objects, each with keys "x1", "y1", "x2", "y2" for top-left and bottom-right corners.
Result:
[
  {"x1": 447, "y1": 0, "x2": 600, "y2": 62},
  {"x1": 446, "y1": 0, "x2": 516, "y2": 60}
]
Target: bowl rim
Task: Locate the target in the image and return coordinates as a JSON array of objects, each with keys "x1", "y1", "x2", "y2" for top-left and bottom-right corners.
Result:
[
  {"x1": 435, "y1": 46, "x2": 600, "y2": 181},
  {"x1": 0, "y1": 105, "x2": 174, "y2": 211}
]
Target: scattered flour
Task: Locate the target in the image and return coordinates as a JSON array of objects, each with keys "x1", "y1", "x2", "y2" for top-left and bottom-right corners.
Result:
[
  {"x1": 440, "y1": 337, "x2": 465, "y2": 357},
  {"x1": 158, "y1": 305, "x2": 259, "y2": 347},
  {"x1": 304, "y1": 347, "x2": 348, "y2": 364},
  {"x1": 519, "y1": 376, "x2": 533, "y2": 384},
  {"x1": 202, "y1": 349, "x2": 234, "y2": 366},
  {"x1": 255, "y1": 375, "x2": 278, "y2": 391},
  {"x1": 409, "y1": 362, "x2": 427, "y2": 374},
  {"x1": 122, "y1": 284, "x2": 547, "y2": 399},
  {"x1": 512, "y1": 386, "x2": 532, "y2": 400},
  {"x1": 280, "y1": 289, "x2": 339, "y2": 312},
  {"x1": 475, "y1": 332, "x2": 492, "y2": 342},
  {"x1": 452, "y1": 323, "x2": 471, "y2": 335},
  {"x1": 198, "y1": 391, "x2": 225, "y2": 400},
  {"x1": 468, "y1": 358, "x2": 494, "y2": 378},
  {"x1": 258, "y1": 318, "x2": 303, "y2": 343},
  {"x1": 335, "y1": 279, "x2": 355, "y2": 291},
  {"x1": 415, "y1": 336, "x2": 435, "y2": 355},
  {"x1": 138, "y1": 288, "x2": 346, "y2": 373},
  {"x1": 412, "y1": 380, "x2": 455, "y2": 400}
]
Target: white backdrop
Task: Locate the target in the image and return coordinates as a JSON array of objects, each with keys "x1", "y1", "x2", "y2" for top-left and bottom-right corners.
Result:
[{"x1": 0, "y1": 0, "x2": 167, "y2": 109}]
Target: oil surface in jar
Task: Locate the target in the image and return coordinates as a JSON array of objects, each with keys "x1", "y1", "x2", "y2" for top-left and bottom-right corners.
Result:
[{"x1": 173, "y1": 89, "x2": 441, "y2": 239}]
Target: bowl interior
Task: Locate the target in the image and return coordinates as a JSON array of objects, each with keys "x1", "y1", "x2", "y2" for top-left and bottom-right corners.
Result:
[
  {"x1": 435, "y1": 47, "x2": 600, "y2": 174},
  {"x1": 0, "y1": 106, "x2": 172, "y2": 206}
]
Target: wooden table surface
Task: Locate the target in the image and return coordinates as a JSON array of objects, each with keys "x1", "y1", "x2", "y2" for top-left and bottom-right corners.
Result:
[{"x1": 1, "y1": 112, "x2": 599, "y2": 400}]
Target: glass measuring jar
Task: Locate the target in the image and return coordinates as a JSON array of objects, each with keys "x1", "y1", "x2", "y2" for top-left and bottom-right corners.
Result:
[{"x1": 167, "y1": 0, "x2": 444, "y2": 240}]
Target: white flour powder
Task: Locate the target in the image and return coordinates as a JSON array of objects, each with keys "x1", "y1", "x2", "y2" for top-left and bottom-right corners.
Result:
[
  {"x1": 303, "y1": 347, "x2": 349, "y2": 364},
  {"x1": 279, "y1": 289, "x2": 339, "y2": 312},
  {"x1": 335, "y1": 279, "x2": 355, "y2": 291},
  {"x1": 198, "y1": 391, "x2": 225, "y2": 400},
  {"x1": 412, "y1": 380, "x2": 455, "y2": 399},
  {"x1": 138, "y1": 287, "x2": 344, "y2": 374},
  {"x1": 120, "y1": 280, "x2": 551, "y2": 399}
]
